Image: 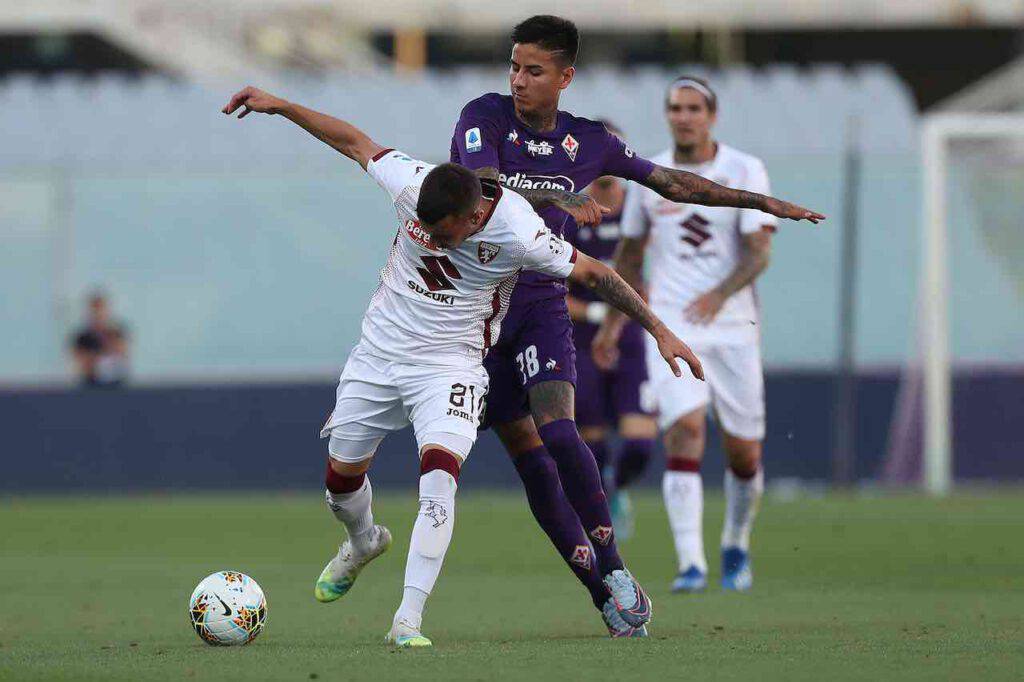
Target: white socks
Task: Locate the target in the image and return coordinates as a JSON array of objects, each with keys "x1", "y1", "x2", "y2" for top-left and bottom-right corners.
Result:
[
  {"x1": 662, "y1": 470, "x2": 707, "y2": 573},
  {"x1": 396, "y1": 469, "x2": 458, "y2": 626},
  {"x1": 721, "y1": 467, "x2": 764, "y2": 551},
  {"x1": 325, "y1": 477, "x2": 375, "y2": 555}
]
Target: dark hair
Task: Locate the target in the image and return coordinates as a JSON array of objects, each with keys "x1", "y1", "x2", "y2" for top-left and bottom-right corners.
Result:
[
  {"x1": 666, "y1": 75, "x2": 718, "y2": 113},
  {"x1": 511, "y1": 15, "x2": 579, "y2": 66},
  {"x1": 416, "y1": 163, "x2": 482, "y2": 225},
  {"x1": 596, "y1": 118, "x2": 623, "y2": 138}
]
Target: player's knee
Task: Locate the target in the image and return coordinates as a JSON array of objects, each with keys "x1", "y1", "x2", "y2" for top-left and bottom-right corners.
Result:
[
  {"x1": 536, "y1": 418, "x2": 581, "y2": 455},
  {"x1": 495, "y1": 418, "x2": 544, "y2": 456},
  {"x1": 724, "y1": 437, "x2": 761, "y2": 478},
  {"x1": 419, "y1": 447, "x2": 462, "y2": 482},
  {"x1": 665, "y1": 414, "x2": 705, "y2": 460},
  {"x1": 528, "y1": 381, "x2": 575, "y2": 426},
  {"x1": 325, "y1": 458, "x2": 371, "y2": 493}
]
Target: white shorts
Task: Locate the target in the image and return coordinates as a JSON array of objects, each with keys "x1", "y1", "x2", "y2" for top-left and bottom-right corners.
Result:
[
  {"x1": 645, "y1": 337, "x2": 765, "y2": 440},
  {"x1": 320, "y1": 343, "x2": 488, "y2": 463}
]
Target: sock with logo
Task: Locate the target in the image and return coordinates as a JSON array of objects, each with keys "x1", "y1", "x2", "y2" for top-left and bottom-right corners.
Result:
[
  {"x1": 722, "y1": 463, "x2": 764, "y2": 551},
  {"x1": 513, "y1": 446, "x2": 607, "y2": 609},
  {"x1": 662, "y1": 459, "x2": 707, "y2": 573},
  {"x1": 396, "y1": 450, "x2": 460, "y2": 627},
  {"x1": 537, "y1": 419, "x2": 625, "y2": 576},
  {"x1": 324, "y1": 460, "x2": 375, "y2": 555}
]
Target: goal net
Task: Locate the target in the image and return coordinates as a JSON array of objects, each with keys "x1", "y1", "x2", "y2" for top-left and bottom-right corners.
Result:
[{"x1": 884, "y1": 114, "x2": 1024, "y2": 493}]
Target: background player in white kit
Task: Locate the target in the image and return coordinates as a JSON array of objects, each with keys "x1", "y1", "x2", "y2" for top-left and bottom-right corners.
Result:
[
  {"x1": 222, "y1": 86, "x2": 704, "y2": 645},
  {"x1": 598, "y1": 76, "x2": 780, "y2": 593}
]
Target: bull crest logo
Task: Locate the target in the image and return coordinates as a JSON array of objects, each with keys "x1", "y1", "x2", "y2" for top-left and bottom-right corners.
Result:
[{"x1": 478, "y1": 242, "x2": 501, "y2": 264}]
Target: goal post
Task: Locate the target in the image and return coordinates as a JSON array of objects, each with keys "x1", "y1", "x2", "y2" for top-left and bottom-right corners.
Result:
[{"x1": 919, "y1": 113, "x2": 1024, "y2": 495}]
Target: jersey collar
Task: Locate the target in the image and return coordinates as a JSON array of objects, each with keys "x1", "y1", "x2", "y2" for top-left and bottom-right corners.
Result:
[{"x1": 478, "y1": 178, "x2": 503, "y2": 228}]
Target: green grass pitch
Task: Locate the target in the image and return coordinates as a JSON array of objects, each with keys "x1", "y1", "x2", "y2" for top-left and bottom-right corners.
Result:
[{"x1": 2, "y1": 489, "x2": 1022, "y2": 681}]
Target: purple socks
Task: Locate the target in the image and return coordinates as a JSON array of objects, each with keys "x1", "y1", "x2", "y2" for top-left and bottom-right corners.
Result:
[
  {"x1": 537, "y1": 419, "x2": 624, "y2": 574},
  {"x1": 513, "y1": 446, "x2": 607, "y2": 609},
  {"x1": 616, "y1": 438, "x2": 654, "y2": 489}
]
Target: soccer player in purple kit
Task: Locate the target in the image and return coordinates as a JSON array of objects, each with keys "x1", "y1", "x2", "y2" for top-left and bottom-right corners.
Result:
[
  {"x1": 450, "y1": 15, "x2": 824, "y2": 637},
  {"x1": 564, "y1": 120, "x2": 658, "y2": 541}
]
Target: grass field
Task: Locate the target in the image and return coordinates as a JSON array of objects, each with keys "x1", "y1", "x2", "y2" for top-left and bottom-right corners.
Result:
[{"x1": 2, "y1": 489, "x2": 1023, "y2": 681}]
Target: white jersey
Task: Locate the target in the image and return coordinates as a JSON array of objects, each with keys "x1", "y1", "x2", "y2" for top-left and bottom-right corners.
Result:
[
  {"x1": 360, "y1": 149, "x2": 578, "y2": 365},
  {"x1": 621, "y1": 143, "x2": 777, "y2": 346}
]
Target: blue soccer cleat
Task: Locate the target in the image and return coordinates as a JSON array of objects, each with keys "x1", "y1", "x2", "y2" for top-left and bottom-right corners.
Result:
[
  {"x1": 721, "y1": 547, "x2": 753, "y2": 592},
  {"x1": 671, "y1": 566, "x2": 707, "y2": 593}
]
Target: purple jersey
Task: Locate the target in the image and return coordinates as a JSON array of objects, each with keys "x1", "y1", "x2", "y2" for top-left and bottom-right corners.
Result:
[
  {"x1": 450, "y1": 93, "x2": 654, "y2": 303},
  {"x1": 564, "y1": 208, "x2": 623, "y2": 304}
]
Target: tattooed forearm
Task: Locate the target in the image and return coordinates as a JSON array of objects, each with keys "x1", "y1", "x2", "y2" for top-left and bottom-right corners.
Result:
[
  {"x1": 581, "y1": 260, "x2": 663, "y2": 336},
  {"x1": 472, "y1": 167, "x2": 587, "y2": 211},
  {"x1": 714, "y1": 230, "x2": 771, "y2": 299},
  {"x1": 643, "y1": 166, "x2": 765, "y2": 209}
]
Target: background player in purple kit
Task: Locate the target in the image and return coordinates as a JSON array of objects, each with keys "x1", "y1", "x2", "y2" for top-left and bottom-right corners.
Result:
[
  {"x1": 450, "y1": 15, "x2": 824, "y2": 636},
  {"x1": 564, "y1": 120, "x2": 658, "y2": 541}
]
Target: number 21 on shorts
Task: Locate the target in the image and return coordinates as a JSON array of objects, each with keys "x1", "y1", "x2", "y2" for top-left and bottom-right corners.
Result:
[{"x1": 516, "y1": 345, "x2": 539, "y2": 384}]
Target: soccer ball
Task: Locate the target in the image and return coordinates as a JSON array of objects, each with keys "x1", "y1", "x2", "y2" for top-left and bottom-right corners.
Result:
[{"x1": 189, "y1": 571, "x2": 267, "y2": 646}]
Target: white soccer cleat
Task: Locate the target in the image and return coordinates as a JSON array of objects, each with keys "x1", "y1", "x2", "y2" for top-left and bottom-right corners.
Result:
[
  {"x1": 386, "y1": 615, "x2": 432, "y2": 648},
  {"x1": 603, "y1": 568, "x2": 653, "y2": 628},
  {"x1": 602, "y1": 598, "x2": 649, "y2": 638},
  {"x1": 314, "y1": 525, "x2": 392, "y2": 603}
]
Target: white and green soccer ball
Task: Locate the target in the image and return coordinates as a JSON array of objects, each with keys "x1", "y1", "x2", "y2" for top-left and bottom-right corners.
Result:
[{"x1": 189, "y1": 571, "x2": 267, "y2": 646}]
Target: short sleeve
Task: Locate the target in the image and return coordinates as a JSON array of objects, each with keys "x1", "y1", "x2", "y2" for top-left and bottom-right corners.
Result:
[
  {"x1": 519, "y1": 212, "x2": 577, "y2": 278},
  {"x1": 620, "y1": 181, "x2": 650, "y2": 239},
  {"x1": 738, "y1": 159, "x2": 778, "y2": 234},
  {"x1": 601, "y1": 132, "x2": 655, "y2": 183},
  {"x1": 450, "y1": 96, "x2": 503, "y2": 171},
  {"x1": 366, "y1": 149, "x2": 430, "y2": 200}
]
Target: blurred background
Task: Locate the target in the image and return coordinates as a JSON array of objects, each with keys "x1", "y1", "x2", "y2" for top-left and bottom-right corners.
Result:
[{"x1": 1, "y1": 0, "x2": 1022, "y2": 493}]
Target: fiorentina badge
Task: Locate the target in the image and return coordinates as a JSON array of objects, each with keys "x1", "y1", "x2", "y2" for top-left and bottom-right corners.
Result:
[
  {"x1": 570, "y1": 544, "x2": 592, "y2": 570},
  {"x1": 478, "y1": 242, "x2": 500, "y2": 264},
  {"x1": 561, "y1": 134, "x2": 579, "y2": 162}
]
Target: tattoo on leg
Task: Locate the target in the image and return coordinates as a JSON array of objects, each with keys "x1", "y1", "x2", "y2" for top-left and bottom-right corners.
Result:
[{"x1": 529, "y1": 381, "x2": 575, "y2": 426}]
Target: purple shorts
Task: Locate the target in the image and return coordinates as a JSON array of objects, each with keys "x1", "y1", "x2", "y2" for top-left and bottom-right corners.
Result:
[
  {"x1": 573, "y1": 321, "x2": 651, "y2": 428},
  {"x1": 482, "y1": 295, "x2": 577, "y2": 428}
]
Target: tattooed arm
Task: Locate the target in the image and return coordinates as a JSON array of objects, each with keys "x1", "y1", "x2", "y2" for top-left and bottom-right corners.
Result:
[
  {"x1": 569, "y1": 252, "x2": 703, "y2": 380},
  {"x1": 474, "y1": 166, "x2": 608, "y2": 227},
  {"x1": 641, "y1": 166, "x2": 825, "y2": 223}
]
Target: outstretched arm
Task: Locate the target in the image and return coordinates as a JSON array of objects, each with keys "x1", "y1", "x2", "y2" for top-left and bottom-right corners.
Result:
[
  {"x1": 568, "y1": 252, "x2": 703, "y2": 380},
  {"x1": 473, "y1": 166, "x2": 608, "y2": 227},
  {"x1": 641, "y1": 165, "x2": 826, "y2": 223},
  {"x1": 222, "y1": 86, "x2": 385, "y2": 169}
]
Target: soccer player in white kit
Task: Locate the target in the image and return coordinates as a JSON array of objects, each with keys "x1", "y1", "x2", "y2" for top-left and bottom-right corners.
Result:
[
  {"x1": 222, "y1": 86, "x2": 705, "y2": 645},
  {"x1": 600, "y1": 76, "x2": 794, "y2": 593}
]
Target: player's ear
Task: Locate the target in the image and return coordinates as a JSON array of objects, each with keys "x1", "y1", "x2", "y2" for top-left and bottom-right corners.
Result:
[
  {"x1": 470, "y1": 207, "x2": 486, "y2": 226},
  {"x1": 559, "y1": 65, "x2": 575, "y2": 91}
]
